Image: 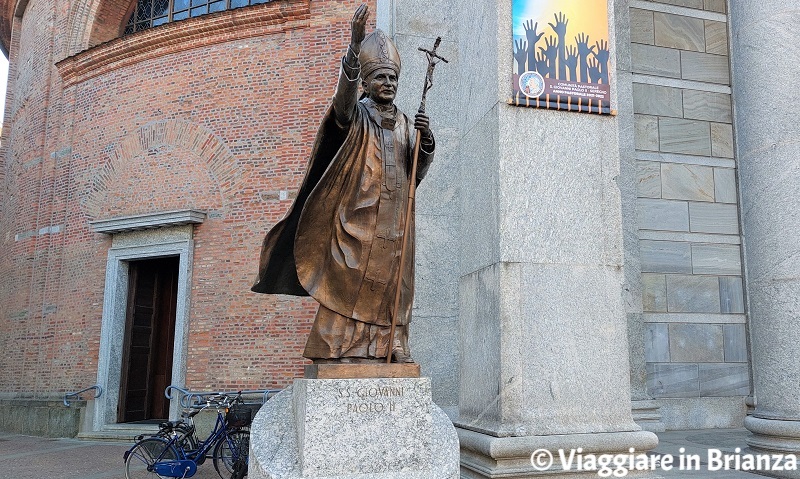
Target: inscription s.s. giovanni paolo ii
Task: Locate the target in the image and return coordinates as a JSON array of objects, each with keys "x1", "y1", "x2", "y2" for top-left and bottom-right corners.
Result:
[{"x1": 338, "y1": 386, "x2": 405, "y2": 414}]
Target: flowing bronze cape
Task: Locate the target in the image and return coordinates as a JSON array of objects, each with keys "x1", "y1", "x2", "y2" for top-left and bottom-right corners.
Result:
[{"x1": 251, "y1": 100, "x2": 431, "y2": 327}]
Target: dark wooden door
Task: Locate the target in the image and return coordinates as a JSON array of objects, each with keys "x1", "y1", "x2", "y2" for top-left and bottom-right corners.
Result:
[{"x1": 118, "y1": 256, "x2": 179, "y2": 423}]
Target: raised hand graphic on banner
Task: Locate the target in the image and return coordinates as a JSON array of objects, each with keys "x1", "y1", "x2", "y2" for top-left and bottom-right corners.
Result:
[
  {"x1": 539, "y1": 36, "x2": 558, "y2": 78},
  {"x1": 535, "y1": 51, "x2": 549, "y2": 76},
  {"x1": 524, "y1": 20, "x2": 544, "y2": 74},
  {"x1": 575, "y1": 33, "x2": 596, "y2": 83},
  {"x1": 514, "y1": 39, "x2": 528, "y2": 75},
  {"x1": 548, "y1": 12, "x2": 568, "y2": 37},
  {"x1": 564, "y1": 45, "x2": 578, "y2": 82},
  {"x1": 548, "y1": 12, "x2": 568, "y2": 80},
  {"x1": 588, "y1": 57, "x2": 602, "y2": 84},
  {"x1": 593, "y1": 39, "x2": 610, "y2": 84}
]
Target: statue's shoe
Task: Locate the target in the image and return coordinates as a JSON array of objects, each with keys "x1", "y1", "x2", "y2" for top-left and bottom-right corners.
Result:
[{"x1": 391, "y1": 349, "x2": 415, "y2": 364}]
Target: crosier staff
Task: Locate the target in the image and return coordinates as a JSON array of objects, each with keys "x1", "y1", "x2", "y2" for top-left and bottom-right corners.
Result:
[{"x1": 387, "y1": 37, "x2": 448, "y2": 364}]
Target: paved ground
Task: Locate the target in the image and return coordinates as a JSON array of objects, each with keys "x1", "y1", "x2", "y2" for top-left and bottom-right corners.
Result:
[
  {"x1": 0, "y1": 434, "x2": 223, "y2": 479},
  {"x1": 0, "y1": 428, "x2": 776, "y2": 478},
  {"x1": 651, "y1": 429, "x2": 767, "y2": 478}
]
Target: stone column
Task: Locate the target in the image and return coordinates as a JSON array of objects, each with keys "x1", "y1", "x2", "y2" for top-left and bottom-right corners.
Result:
[
  {"x1": 730, "y1": 1, "x2": 800, "y2": 460},
  {"x1": 450, "y1": 0, "x2": 658, "y2": 476}
]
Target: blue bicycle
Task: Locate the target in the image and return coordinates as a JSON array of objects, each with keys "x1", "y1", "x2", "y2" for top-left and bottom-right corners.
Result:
[{"x1": 123, "y1": 393, "x2": 251, "y2": 479}]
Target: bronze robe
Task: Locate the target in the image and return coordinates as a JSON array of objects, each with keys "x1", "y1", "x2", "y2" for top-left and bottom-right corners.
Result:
[{"x1": 252, "y1": 65, "x2": 433, "y2": 359}]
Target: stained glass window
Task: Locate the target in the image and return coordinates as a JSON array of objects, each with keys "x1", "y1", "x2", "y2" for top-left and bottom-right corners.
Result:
[{"x1": 124, "y1": 0, "x2": 275, "y2": 34}]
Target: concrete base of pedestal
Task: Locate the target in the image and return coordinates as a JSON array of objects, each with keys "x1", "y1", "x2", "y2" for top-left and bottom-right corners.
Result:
[
  {"x1": 457, "y1": 426, "x2": 659, "y2": 478},
  {"x1": 249, "y1": 380, "x2": 459, "y2": 479}
]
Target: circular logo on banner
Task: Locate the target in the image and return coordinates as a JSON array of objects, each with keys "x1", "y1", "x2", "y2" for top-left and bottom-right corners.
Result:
[{"x1": 519, "y1": 71, "x2": 545, "y2": 98}]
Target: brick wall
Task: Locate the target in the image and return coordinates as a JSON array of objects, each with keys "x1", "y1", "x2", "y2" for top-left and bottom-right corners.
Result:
[
  {"x1": 0, "y1": 0, "x2": 372, "y2": 398},
  {"x1": 630, "y1": 0, "x2": 749, "y2": 422},
  {"x1": 88, "y1": 0, "x2": 132, "y2": 48}
]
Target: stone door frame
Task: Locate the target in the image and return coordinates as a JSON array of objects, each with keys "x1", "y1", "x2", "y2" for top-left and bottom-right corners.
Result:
[{"x1": 90, "y1": 212, "x2": 204, "y2": 431}]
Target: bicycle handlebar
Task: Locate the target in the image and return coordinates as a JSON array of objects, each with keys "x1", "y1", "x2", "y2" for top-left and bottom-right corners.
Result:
[
  {"x1": 166, "y1": 385, "x2": 279, "y2": 409},
  {"x1": 183, "y1": 392, "x2": 242, "y2": 411}
]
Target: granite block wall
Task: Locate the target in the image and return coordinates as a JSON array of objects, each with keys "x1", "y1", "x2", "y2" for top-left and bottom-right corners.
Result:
[{"x1": 630, "y1": 0, "x2": 748, "y2": 426}]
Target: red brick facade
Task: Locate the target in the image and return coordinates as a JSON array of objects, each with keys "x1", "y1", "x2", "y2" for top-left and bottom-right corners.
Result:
[{"x1": 0, "y1": 0, "x2": 374, "y2": 397}]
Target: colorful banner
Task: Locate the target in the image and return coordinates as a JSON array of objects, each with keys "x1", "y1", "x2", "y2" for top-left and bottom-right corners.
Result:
[{"x1": 511, "y1": 0, "x2": 613, "y2": 115}]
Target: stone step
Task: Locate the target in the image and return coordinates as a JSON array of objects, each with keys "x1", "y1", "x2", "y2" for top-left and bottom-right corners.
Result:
[
  {"x1": 76, "y1": 431, "x2": 139, "y2": 443},
  {"x1": 77, "y1": 424, "x2": 160, "y2": 443}
]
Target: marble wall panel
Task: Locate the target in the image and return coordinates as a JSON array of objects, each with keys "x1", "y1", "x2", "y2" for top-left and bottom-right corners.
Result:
[
  {"x1": 713, "y1": 168, "x2": 737, "y2": 203},
  {"x1": 640, "y1": 240, "x2": 692, "y2": 273},
  {"x1": 638, "y1": 199, "x2": 690, "y2": 231},
  {"x1": 704, "y1": 20, "x2": 728, "y2": 55},
  {"x1": 631, "y1": 8, "x2": 655, "y2": 45},
  {"x1": 654, "y1": 12, "x2": 705, "y2": 52},
  {"x1": 699, "y1": 363, "x2": 749, "y2": 396},
  {"x1": 723, "y1": 324, "x2": 748, "y2": 362},
  {"x1": 637, "y1": 160, "x2": 662, "y2": 198},
  {"x1": 691, "y1": 244, "x2": 742, "y2": 275},
  {"x1": 682, "y1": 90, "x2": 732, "y2": 123},
  {"x1": 669, "y1": 323, "x2": 724, "y2": 362},
  {"x1": 704, "y1": 0, "x2": 726, "y2": 13},
  {"x1": 631, "y1": 44, "x2": 682, "y2": 78},
  {"x1": 643, "y1": 273, "x2": 668, "y2": 312},
  {"x1": 656, "y1": 0, "x2": 704, "y2": 9},
  {"x1": 635, "y1": 116, "x2": 660, "y2": 152},
  {"x1": 689, "y1": 202, "x2": 739, "y2": 234},
  {"x1": 681, "y1": 51, "x2": 731, "y2": 84},
  {"x1": 661, "y1": 163, "x2": 714, "y2": 201},
  {"x1": 719, "y1": 276, "x2": 745, "y2": 314},
  {"x1": 645, "y1": 323, "x2": 670, "y2": 362},
  {"x1": 659, "y1": 118, "x2": 711, "y2": 155},
  {"x1": 647, "y1": 363, "x2": 700, "y2": 398},
  {"x1": 633, "y1": 84, "x2": 683, "y2": 118},
  {"x1": 710, "y1": 123, "x2": 734, "y2": 158},
  {"x1": 666, "y1": 274, "x2": 721, "y2": 313}
]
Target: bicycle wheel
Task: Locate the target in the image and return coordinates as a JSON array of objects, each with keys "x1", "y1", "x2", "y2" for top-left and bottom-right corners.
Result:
[
  {"x1": 212, "y1": 429, "x2": 250, "y2": 478},
  {"x1": 125, "y1": 437, "x2": 180, "y2": 479},
  {"x1": 231, "y1": 456, "x2": 248, "y2": 479}
]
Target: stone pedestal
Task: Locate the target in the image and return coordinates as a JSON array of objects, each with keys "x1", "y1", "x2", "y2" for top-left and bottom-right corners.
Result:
[
  {"x1": 730, "y1": 0, "x2": 800, "y2": 471},
  {"x1": 249, "y1": 378, "x2": 459, "y2": 479}
]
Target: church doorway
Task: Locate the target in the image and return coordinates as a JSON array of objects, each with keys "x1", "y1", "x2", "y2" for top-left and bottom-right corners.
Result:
[{"x1": 117, "y1": 256, "x2": 179, "y2": 423}]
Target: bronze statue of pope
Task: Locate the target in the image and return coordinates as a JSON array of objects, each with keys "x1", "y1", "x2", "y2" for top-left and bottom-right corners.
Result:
[{"x1": 252, "y1": 4, "x2": 434, "y2": 364}]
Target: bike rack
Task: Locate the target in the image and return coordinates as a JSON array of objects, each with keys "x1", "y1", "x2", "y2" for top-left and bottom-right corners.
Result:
[
  {"x1": 63, "y1": 384, "x2": 103, "y2": 407},
  {"x1": 164, "y1": 385, "x2": 281, "y2": 408}
]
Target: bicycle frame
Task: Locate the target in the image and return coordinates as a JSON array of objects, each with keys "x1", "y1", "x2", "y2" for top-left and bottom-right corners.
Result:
[
  {"x1": 129, "y1": 403, "x2": 246, "y2": 479},
  {"x1": 186, "y1": 408, "x2": 232, "y2": 460}
]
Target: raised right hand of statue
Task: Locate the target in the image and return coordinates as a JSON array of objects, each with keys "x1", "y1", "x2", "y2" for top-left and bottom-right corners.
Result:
[{"x1": 350, "y1": 4, "x2": 369, "y2": 54}]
